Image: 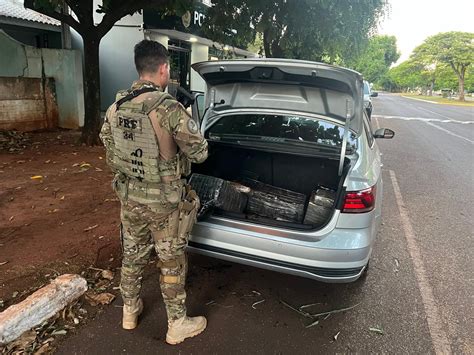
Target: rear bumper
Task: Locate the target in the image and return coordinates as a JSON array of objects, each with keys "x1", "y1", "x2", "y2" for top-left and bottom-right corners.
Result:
[{"x1": 188, "y1": 218, "x2": 375, "y2": 283}]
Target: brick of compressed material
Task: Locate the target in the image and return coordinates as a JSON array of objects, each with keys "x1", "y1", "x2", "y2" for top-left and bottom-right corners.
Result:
[
  {"x1": 243, "y1": 179, "x2": 307, "y2": 223},
  {"x1": 189, "y1": 174, "x2": 248, "y2": 213},
  {"x1": 303, "y1": 187, "x2": 336, "y2": 225},
  {"x1": 0, "y1": 274, "x2": 88, "y2": 345}
]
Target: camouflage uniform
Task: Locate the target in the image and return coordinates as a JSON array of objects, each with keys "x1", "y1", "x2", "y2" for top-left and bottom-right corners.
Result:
[{"x1": 100, "y1": 80, "x2": 208, "y2": 321}]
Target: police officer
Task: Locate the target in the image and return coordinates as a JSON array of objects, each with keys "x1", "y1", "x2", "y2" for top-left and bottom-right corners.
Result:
[{"x1": 100, "y1": 40, "x2": 208, "y2": 345}]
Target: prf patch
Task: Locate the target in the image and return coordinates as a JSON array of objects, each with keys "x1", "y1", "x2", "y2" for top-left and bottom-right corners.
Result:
[
  {"x1": 187, "y1": 118, "x2": 198, "y2": 134},
  {"x1": 117, "y1": 115, "x2": 142, "y2": 132}
]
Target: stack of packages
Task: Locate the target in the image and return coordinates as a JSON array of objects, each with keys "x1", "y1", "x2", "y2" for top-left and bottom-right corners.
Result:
[{"x1": 189, "y1": 174, "x2": 307, "y2": 223}]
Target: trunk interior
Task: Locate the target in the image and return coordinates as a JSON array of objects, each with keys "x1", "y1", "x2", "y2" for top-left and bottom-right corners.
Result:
[{"x1": 192, "y1": 142, "x2": 351, "y2": 230}]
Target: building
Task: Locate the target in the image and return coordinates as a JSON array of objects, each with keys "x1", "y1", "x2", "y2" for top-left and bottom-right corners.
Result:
[
  {"x1": 72, "y1": 0, "x2": 257, "y2": 110},
  {"x1": 0, "y1": 0, "x2": 62, "y2": 48},
  {"x1": 0, "y1": 0, "x2": 84, "y2": 130}
]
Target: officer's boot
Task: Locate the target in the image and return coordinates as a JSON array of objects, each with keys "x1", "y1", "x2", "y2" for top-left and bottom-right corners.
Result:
[
  {"x1": 122, "y1": 298, "x2": 143, "y2": 330},
  {"x1": 166, "y1": 315, "x2": 207, "y2": 345}
]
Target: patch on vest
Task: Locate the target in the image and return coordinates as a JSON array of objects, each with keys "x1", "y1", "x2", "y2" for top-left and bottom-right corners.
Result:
[
  {"x1": 187, "y1": 118, "x2": 198, "y2": 134},
  {"x1": 117, "y1": 115, "x2": 142, "y2": 132}
]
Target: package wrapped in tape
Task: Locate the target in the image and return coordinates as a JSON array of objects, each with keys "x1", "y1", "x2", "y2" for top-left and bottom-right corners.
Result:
[
  {"x1": 189, "y1": 174, "x2": 248, "y2": 214},
  {"x1": 303, "y1": 187, "x2": 336, "y2": 225},
  {"x1": 243, "y1": 178, "x2": 306, "y2": 223}
]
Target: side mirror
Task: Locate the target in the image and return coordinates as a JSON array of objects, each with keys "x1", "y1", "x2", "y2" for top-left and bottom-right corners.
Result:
[
  {"x1": 374, "y1": 128, "x2": 395, "y2": 139},
  {"x1": 370, "y1": 92, "x2": 378, "y2": 97}
]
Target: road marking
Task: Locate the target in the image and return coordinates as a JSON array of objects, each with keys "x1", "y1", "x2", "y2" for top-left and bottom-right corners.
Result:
[
  {"x1": 372, "y1": 115, "x2": 473, "y2": 125},
  {"x1": 424, "y1": 121, "x2": 474, "y2": 144},
  {"x1": 389, "y1": 170, "x2": 451, "y2": 355},
  {"x1": 401, "y1": 95, "x2": 440, "y2": 104},
  {"x1": 416, "y1": 106, "x2": 456, "y2": 121},
  {"x1": 373, "y1": 116, "x2": 380, "y2": 129}
]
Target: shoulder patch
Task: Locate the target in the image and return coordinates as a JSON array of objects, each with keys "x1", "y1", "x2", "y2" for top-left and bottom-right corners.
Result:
[{"x1": 187, "y1": 118, "x2": 198, "y2": 134}]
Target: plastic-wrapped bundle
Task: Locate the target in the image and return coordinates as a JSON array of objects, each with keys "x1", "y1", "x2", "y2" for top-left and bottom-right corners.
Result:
[
  {"x1": 303, "y1": 187, "x2": 336, "y2": 225},
  {"x1": 243, "y1": 179, "x2": 306, "y2": 223},
  {"x1": 189, "y1": 174, "x2": 248, "y2": 214}
]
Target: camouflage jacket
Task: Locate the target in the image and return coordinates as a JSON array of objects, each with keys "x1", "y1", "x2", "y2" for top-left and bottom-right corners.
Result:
[{"x1": 100, "y1": 80, "x2": 208, "y2": 205}]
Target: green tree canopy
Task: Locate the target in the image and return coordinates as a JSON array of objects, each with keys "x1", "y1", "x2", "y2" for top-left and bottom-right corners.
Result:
[
  {"x1": 202, "y1": 0, "x2": 388, "y2": 63},
  {"x1": 349, "y1": 35, "x2": 400, "y2": 85},
  {"x1": 411, "y1": 31, "x2": 474, "y2": 101}
]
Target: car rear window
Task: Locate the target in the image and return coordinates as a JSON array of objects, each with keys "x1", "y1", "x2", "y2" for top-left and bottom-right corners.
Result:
[{"x1": 208, "y1": 114, "x2": 357, "y2": 150}]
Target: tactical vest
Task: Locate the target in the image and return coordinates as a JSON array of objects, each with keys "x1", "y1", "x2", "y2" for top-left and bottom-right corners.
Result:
[{"x1": 110, "y1": 89, "x2": 184, "y2": 185}]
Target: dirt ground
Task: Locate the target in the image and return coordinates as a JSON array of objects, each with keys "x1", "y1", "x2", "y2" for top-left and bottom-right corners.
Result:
[{"x1": 0, "y1": 130, "x2": 121, "y2": 305}]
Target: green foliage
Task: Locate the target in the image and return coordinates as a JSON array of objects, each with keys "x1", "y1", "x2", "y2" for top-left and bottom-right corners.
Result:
[
  {"x1": 388, "y1": 32, "x2": 474, "y2": 97},
  {"x1": 411, "y1": 31, "x2": 474, "y2": 99},
  {"x1": 202, "y1": 0, "x2": 388, "y2": 62},
  {"x1": 349, "y1": 35, "x2": 400, "y2": 84}
]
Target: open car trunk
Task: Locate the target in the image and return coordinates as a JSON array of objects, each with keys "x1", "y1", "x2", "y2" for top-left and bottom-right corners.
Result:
[{"x1": 192, "y1": 141, "x2": 351, "y2": 230}]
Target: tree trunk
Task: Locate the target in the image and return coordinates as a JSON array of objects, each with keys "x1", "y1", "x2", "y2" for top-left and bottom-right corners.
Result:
[
  {"x1": 458, "y1": 67, "x2": 465, "y2": 101},
  {"x1": 81, "y1": 34, "x2": 102, "y2": 145},
  {"x1": 263, "y1": 29, "x2": 271, "y2": 58}
]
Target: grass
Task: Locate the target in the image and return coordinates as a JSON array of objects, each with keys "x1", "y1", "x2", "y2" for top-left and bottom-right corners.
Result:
[{"x1": 400, "y1": 93, "x2": 474, "y2": 107}]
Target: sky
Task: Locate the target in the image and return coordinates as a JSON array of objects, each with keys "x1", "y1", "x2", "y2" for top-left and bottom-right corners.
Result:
[{"x1": 378, "y1": 0, "x2": 474, "y2": 64}]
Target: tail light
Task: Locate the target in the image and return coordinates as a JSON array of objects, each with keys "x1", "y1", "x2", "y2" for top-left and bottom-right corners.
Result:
[{"x1": 342, "y1": 185, "x2": 376, "y2": 213}]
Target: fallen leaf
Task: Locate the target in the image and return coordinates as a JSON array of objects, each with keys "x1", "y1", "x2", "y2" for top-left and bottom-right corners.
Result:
[
  {"x1": 5, "y1": 329, "x2": 36, "y2": 351},
  {"x1": 80, "y1": 163, "x2": 91, "y2": 168},
  {"x1": 45, "y1": 160, "x2": 51, "y2": 164},
  {"x1": 51, "y1": 329, "x2": 67, "y2": 336},
  {"x1": 85, "y1": 292, "x2": 116, "y2": 306},
  {"x1": 333, "y1": 331, "x2": 341, "y2": 341},
  {"x1": 30, "y1": 175, "x2": 43, "y2": 180},
  {"x1": 98, "y1": 156, "x2": 103, "y2": 160},
  {"x1": 9, "y1": 216, "x2": 14, "y2": 221},
  {"x1": 101, "y1": 269, "x2": 114, "y2": 280},
  {"x1": 369, "y1": 327, "x2": 384, "y2": 335},
  {"x1": 95, "y1": 167, "x2": 103, "y2": 172},
  {"x1": 84, "y1": 224, "x2": 99, "y2": 232},
  {"x1": 60, "y1": 195, "x2": 65, "y2": 200},
  {"x1": 16, "y1": 160, "x2": 26, "y2": 164},
  {"x1": 12, "y1": 291, "x2": 19, "y2": 298},
  {"x1": 0, "y1": 261, "x2": 8, "y2": 266},
  {"x1": 72, "y1": 163, "x2": 80, "y2": 167},
  {"x1": 34, "y1": 343, "x2": 50, "y2": 354}
]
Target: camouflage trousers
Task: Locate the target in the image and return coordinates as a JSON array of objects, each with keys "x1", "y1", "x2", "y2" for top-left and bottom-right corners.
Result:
[{"x1": 119, "y1": 201, "x2": 189, "y2": 321}]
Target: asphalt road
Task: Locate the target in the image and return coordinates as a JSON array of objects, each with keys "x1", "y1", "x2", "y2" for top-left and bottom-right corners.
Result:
[{"x1": 57, "y1": 94, "x2": 473, "y2": 354}]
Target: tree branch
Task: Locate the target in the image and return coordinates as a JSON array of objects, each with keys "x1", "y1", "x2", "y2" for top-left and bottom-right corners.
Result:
[
  {"x1": 24, "y1": 1, "x2": 83, "y2": 33},
  {"x1": 96, "y1": 0, "x2": 170, "y2": 38},
  {"x1": 63, "y1": 0, "x2": 86, "y2": 23}
]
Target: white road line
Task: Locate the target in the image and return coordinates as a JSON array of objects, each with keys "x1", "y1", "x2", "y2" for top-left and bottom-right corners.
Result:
[
  {"x1": 389, "y1": 170, "x2": 451, "y2": 355},
  {"x1": 424, "y1": 121, "x2": 474, "y2": 144},
  {"x1": 373, "y1": 116, "x2": 380, "y2": 129},
  {"x1": 416, "y1": 106, "x2": 454, "y2": 121},
  {"x1": 401, "y1": 95, "x2": 440, "y2": 104},
  {"x1": 372, "y1": 115, "x2": 473, "y2": 125}
]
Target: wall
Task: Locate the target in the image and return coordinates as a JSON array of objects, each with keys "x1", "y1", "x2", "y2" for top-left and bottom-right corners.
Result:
[
  {"x1": 0, "y1": 77, "x2": 58, "y2": 131},
  {"x1": 190, "y1": 42, "x2": 208, "y2": 92},
  {"x1": 0, "y1": 30, "x2": 84, "y2": 128}
]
